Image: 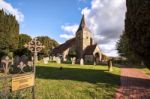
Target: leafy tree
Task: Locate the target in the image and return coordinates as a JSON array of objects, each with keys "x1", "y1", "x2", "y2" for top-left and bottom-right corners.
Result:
[
  {"x1": 37, "y1": 36, "x2": 59, "y2": 58},
  {"x1": 19, "y1": 34, "x2": 32, "y2": 48},
  {"x1": 13, "y1": 34, "x2": 32, "y2": 58},
  {"x1": 126, "y1": 0, "x2": 150, "y2": 68},
  {"x1": 13, "y1": 48, "x2": 32, "y2": 59}
]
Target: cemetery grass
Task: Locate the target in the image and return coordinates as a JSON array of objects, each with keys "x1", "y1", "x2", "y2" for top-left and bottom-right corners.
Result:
[{"x1": 35, "y1": 62, "x2": 120, "y2": 99}]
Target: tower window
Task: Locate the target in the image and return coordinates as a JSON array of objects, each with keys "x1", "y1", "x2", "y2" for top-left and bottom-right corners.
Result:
[{"x1": 86, "y1": 37, "x2": 88, "y2": 39}]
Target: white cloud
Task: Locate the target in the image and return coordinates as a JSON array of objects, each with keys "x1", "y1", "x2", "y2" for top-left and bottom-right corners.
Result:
[
  {"x1": 60, "y1": 24, "x2": 79, "y2": 39},
  {"x1": 82, "y1": 0, "x2": 126, "y2": 56},
  {"x1": 0, "y1": 0, "x2": 24, "y2": 22},
  {"x1": 60, "y1": 34, "x2": 74, "y2": 40}
]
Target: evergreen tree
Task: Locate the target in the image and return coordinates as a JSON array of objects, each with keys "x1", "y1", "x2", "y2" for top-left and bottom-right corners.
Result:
[
  {"x1": 126, "y1": 0, "x2": 150, "y2": 68},
  {"x1": 0, "y1": 10, "x2": 19, "y2": 53},
  {"x1": 117, "y1": 32, "x2": 141, "y2": 64}
]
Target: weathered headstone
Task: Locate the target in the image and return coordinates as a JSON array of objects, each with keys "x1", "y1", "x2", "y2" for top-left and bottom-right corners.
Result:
[
  {"x1": 28, "y1": 61, "x2": 33, "y2": 67},
  {"x1": 1, "y1": 56, "x2": 11, "y2": 74},
  {"x1": 13, "y1": 56, "x2": 21, "y2": 66},
  {"x1": 108, "y1": 60, "x2": 113, "y2": 72},
  {"x1": 94, "y1": 61, "x2": 96, "y2": 66},
  {"x1": 56, "y1": 57, "x2": 61, "y2": 64},
  {"x1": 21, "y1": 55, "x2": 29, "y2": 64},
  {"x1": 17, "y1": 61, "x2": 26, "y2": 72},
  {"x1": 80, "y1": 58, "x2": 84, "y2": 65},
  {"x1": 43, "y1": 57, "x2": 49, "y2": 64},
  {"x1": 71, "y1": 57, "x2": 76, "y2": 65}
]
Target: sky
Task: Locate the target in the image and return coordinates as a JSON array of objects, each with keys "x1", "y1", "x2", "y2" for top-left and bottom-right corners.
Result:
[{"x1": 0, "y1": 0, "x2": 126, "y2": 57}]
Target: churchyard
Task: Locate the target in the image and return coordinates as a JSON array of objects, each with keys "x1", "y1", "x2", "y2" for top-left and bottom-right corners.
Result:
[
  {"x1": 0, "y1": 60, "x2": 120, "y2": 99},
  {"x1": 0, "y1": 0, "x2": 150, "y2": 98},
  {"x1": 35, "y1": 61, "x2": 120, "y2": 99}
]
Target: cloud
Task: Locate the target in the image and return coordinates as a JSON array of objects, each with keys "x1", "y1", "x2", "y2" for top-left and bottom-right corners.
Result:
[
  {"x1": 60, "y1": 24, "x2": 79, "y2": 39},
  {"x1": 0, "y1": 0, "x2": 24, "y2": 22},
  {"x1": 81, "y1": 0, "x2": 126, "y2": 56},
  {"x1": 60, "y1": 34, "x2": 74, "y2": 40}
]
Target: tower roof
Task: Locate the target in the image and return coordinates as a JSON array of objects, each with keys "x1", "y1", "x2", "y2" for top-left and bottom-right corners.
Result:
[
  {"x1": 79, "y1": 15, "x2": 86, "y2": 29},
  {"x1": 77, "y1": 15, "x2": 89, "y2": 32}
]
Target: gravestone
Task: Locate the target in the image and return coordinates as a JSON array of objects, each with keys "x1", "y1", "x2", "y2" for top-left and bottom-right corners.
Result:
[
  {"x1": 1, "y1": 56, "x2": 11, "y2": 74},
  {"x1": 43, "y1": 57, "x2": 49, "y2": 64},
  {"x1": 71, "y1": 57, "x2": 76, "y2": 65},
  {"x1": 27, "y1": 61, "x2": 33, "y2": 67},
  {"x1": 80, "y1": 58, "x2": 84, "y2": 65},
  {"x1": 56, "y1": 57, "x2": 61, "y2": 64},
  {"x1": 13, "y1": 56, "x2": 21, "y2": 66},
  {"x1": 94, "y1": 61, "x2": 96, "y2": 66},
  {"x1": 21, "y1": 55, "x2": 29, "y2": 64},
  {"x1": 108, "y1": 60, "x2": 113, "y2": 72}
]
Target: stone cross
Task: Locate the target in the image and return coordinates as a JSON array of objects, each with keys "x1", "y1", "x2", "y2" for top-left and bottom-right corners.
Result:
[
  {"x1": 24, "y1": 38, "x2": 44, "y2": 99},
  {"x1": 24, "y1": 38, "x2": 44, "y2": 63},
  {"x1": 1, "y1": 56, "x2": 11, "y2": 75}
]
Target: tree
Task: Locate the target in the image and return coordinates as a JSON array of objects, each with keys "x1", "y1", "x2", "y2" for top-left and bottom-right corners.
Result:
[
  {"x1": 19, "y1": 34, "x2": 32, "y2": 48},
  {"x1": 125, "y1": 0, "x2": 150, "y2": 68},
  {"x1": 37, "y1": 36, "x2": 59, "y2": 58},
  {"x1": 13, "y1": 34, "x2": 32, "y2": 58},
  {"x1": 117, "y1": 32, "x2": 141, "y2": 64},
  {"x1": 0, "y1": 9, "x2": 19, "y2": 57}
]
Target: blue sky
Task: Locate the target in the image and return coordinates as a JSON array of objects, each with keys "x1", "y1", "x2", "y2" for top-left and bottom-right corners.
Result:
[
  {"x1": 0, "y1": 0, "x2": 126, "y2": 56},
  {"x1": 4, "y1": 0, "x2": 91, "y2": 42}
]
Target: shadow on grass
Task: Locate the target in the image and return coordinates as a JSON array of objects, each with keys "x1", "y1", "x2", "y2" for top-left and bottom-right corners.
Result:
[
  {"x1": 36, "y1": 66, "x2": 150, "y2": 87},
  {"x1": 36, "y1": 66, "x2": 119, "y2": 85}
]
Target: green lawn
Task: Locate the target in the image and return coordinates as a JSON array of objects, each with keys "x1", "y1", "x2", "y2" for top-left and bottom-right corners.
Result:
[
  {"x1": 35, "y1": 62, "x2": 120, "y2": 99},
  {"x1": 132, "y1": 65, "x2": 150, "y2": 75}
]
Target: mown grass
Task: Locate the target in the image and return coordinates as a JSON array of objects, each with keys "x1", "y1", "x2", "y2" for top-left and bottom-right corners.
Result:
[
  {"x1": 133, "y1": 65, "x2": 150, "y2": 75},
  {"x1": 35, "y1": 62, "x2": 120, "y2": 99}
]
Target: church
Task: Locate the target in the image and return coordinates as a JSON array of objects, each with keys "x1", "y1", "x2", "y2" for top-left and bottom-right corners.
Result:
[{"x1": 52, "y1": 15, "x2": 103, "y2": 63}]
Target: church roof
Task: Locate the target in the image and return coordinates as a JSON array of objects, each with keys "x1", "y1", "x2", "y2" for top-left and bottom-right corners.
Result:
[
  {"x1": 52, "y1": 38, "x2": 75, "y2": 54},
  {"x1": 76, "y1": 15, "x2": 91, "y2": 32},
  {"x1": 84, "y1": 44, "x2": 97, "y2": 55}
]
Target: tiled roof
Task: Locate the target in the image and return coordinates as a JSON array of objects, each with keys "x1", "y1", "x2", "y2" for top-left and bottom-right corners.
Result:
[
  {"x1": 52, "y1": 38, "x2": 75, "y2": 54},
  {"x1": 84, "y1": 44, "x2": 97, "y2": 55}
]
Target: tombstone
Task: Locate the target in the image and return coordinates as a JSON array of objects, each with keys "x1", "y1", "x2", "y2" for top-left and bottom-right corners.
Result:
[
  {"x1": 17, "y1": 61, "x2": 26, "y2": 73},
  {"x1": 27, "y1": 61, "x2": 33, "y2": 67},
  {"x1": 13, "y1": 56, "x2": 21, "y2": 66},
  {"x1": 94, "y1": 57, "x2": 96, "y2": 65},
  {"x1": 56, "y1": 57, "x2": 61, "y2": 64},
  {"x1": 71, "y1": 57, "x2": 76, "y2": 65},
  {"x1": 1, "y1": 56, "x2": 11, "y2": 74},
  {"x1": 53, "y1": 56, "x2": 57, "y2": 61},
  {"x1": 21, "y1": 55, "x2": 29, "y2": 64},
  {"x1": 43, "y1": 57, "x2": 49, "y2": 64},
  {"x1": 108, "y1": 60, "x2": 113, "y2": 72},
  {"x1": 80, "y1": 58, "x2": 84, "y2": 65},
  {"x1": 94, "y1": 61, "x2": 96, "y2": 66}
]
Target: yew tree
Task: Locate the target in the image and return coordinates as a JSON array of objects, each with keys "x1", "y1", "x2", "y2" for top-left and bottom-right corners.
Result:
[{"x1": 125, "y1": 0, "x2": 150, "y2": 68}]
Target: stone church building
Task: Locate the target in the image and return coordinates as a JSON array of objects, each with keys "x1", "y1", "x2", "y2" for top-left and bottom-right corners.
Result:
[{"x1": 52, "y1": 15, "x2": 103, "y2": 63}]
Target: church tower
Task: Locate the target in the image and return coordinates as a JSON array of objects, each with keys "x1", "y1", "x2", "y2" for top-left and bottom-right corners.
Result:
[{"x1": 75, "y1": 15, "x2": 92, "y2": 59}]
